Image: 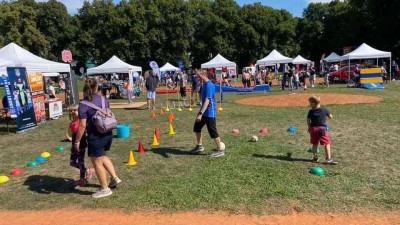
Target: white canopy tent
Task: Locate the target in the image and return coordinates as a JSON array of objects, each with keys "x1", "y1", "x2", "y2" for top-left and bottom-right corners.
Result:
[
  {"x1": 87, "y1": 55, "x2": 142, "y2": 75},
  {"x1": 160, "y1": 62, "x2": 180, "y2": 72},
  {"x1": 0, "y1": 43, "x2": 70, "y2": 72},
  {"x1": 201, "y1": 54, "x2": 236, "y2": 68},
  {"x1": 256, "y1": 49, "x2": 293, "y2": 65},
  {"x1": 340, "y1": 43, "x2": 392, "y2": 80},
  {"x1": 293, "y1": 55, "x2": 311, "y2": 65},
  {"x1": 323, "y1": 52, "x2": 341, "y2": 63},
  {"x1": 0, "y1": 57, "x2": 13, "y2": 73}
]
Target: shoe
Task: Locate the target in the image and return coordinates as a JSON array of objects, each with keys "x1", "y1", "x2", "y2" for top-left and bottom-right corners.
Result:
[
  {"x1": 85, "y1": 168, "x2": 94, "y2": 181},
  {"x1": 210, "y1": 150, "x2": 225, "y2": 157},
  {"x1": 92, "y1": 188, "x2": 113, "y2": 198},
  {"x1": 312, "y1": 157, "x2": 319, "y2": 163},
  {"x1": 152, "y1": 106, "x2": 156, "y2": 110},
  {"x1": 190, "y1": 145, "x2": 205, "y2": 153},
  {"x1": 326, "y1": 158, "x2": 338, "y2": 165},
  {"x1": 74, "y1": 178, "x2": 88, "y2": 187},
  {"x1": 108, "y1": 176, "x2": 122, "y2": 188}
]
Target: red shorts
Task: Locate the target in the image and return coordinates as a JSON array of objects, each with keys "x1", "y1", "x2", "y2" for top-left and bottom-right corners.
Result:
[{"x1": 309, "y1": 126, "x2": 330, "y2": 145}]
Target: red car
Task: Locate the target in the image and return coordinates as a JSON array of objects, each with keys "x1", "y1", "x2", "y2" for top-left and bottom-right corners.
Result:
[{"x1": 328, "y1": 66, "x2": 357, "y2": 82}]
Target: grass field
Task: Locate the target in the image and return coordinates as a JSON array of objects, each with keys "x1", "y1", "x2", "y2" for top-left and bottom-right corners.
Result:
[{"x1": 1, "y1": 82, "x2": 400, "y2": 214}]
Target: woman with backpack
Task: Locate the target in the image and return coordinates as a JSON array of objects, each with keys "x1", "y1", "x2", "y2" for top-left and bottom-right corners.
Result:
[{"x1": 74, "y1": 78, "x2": 121, "y2": 198}]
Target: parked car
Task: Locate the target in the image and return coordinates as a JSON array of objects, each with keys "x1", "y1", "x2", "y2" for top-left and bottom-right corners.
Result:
[{"x1": 328, "y1": 65, "x2": 358, "y2": 83}]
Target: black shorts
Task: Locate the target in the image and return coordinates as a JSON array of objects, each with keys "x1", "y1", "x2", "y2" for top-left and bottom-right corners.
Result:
[
  {"x1": 87, "y1": 133, "x2": 113, "y2": 157},
  {"x1": 193, "y1": 116, "x2": 219, "y2": 139}
]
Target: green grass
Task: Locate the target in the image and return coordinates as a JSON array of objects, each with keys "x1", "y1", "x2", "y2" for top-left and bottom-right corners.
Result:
[{"x1": 1, "y1": 82, "x2": 400, "y2": 214}]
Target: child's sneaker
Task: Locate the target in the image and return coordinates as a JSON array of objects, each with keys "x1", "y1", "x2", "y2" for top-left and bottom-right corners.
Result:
[
  {"x1": 85, "y1": 168, "x2": 95, "y2": 181},
  {"x1": 210, "y1": 150, "x2": 225, "y2": 158},
  {"x1": 326, "y1": 158, "x2": 338, "y2": 165},
  {"x1": 75, "y1": 178, "x2": 88, "y2": 187},
  {"x1": 312, "y1": 157, "x2": 319, "y2": 163},
  {"x1": 108, "y1": 176, "x2": 122, "y2": 188},
  {"x1": 190, "y1": 145, "x2": 205, "y2": 153}
]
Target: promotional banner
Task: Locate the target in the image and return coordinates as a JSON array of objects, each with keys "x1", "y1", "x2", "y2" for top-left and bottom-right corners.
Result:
[
  {"x1": 47, "y1": 100, "x2": 63, "y2": 119},
  {"x1": 149, "y1": 61, "x2": 160, "y2": 80},
  {"x1": 177, "y1": 60, "x2": 185, "y2": 71},
  {"x1": 5, "y1": 67, "x2": 37, "y2": 132},
  {"x1": 27, "y1": 72, "x2": 46, "y2": 123}
]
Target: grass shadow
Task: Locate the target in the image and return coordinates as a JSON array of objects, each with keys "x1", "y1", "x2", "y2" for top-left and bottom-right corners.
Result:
[
  {"x1": 151, "y1": 147, "x2": 207, "y2": 158},
  {"x1": 23, "y1": 175, "x2": 94, "y2": 195},
  {"x1": 0, "y1": 125, "x2": 17, "y2": 134},
  {"x1": 253, "y1": 153, "x2": 312, "y2": 162}
]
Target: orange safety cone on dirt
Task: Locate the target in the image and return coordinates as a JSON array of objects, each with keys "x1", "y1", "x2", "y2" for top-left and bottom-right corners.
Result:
[
  {"x1": 160, "y1": 108, "x2": 164, "y2": 115},
  {"x1": 126, "y1": 150, "x2": 137, "y2": 166},
  {"x1": 154, "y1": 126, "x2": 160, "y2": 140},
  {"x1": 137, "y1": 140, "x2": 145, "y2": 154},
  {"x1": 168, "y1": 113, "x2": 173, "y2": 123},
  {"x1": 150, "y1": 111, "x2": 156, "y2": 117},
  {"x1": 168, "y1": 123, "x2": 176, "y2": 135},
  {"x1": 169, "y1": 112, "x2": 175, "y2": 120},
  {"x1": 151, "y1": 133, "x2": 159, "y2": 146}
]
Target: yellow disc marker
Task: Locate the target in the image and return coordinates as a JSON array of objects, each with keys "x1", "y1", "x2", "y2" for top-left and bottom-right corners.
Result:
[
  {"x1": 0, "y1": 175, "x2": 10, "y2": 184},
  {"x1": 41, "y1": 151, "x2": 51, "y2": 158}
]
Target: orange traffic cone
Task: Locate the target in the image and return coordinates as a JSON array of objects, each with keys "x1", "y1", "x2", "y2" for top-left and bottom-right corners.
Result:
[
  {"x1": 150, "y1": 111, "x2": 156, "y2": 117},
  {"x1": 154, "y1": 126, "x2": 160, "y2": 140},
  {"x1": 168, "y1": 113, "x2": 173, "y2": 123},
  {"x1": 168, "y1": 123, "x2": 176, "y2": 135},
  {"x1": 137, "y1": 140, "x2": 145, "y2": 154},
  {"x1": 170, "y1": 112, "x2": 174, "y2": 120},
  {"x1": 160, "y1": 108, "x2": 164, "y2": 115},
  {"x1": 151, "y1": 133, "x2": 159, "y2": 146},
  {"x1": 126, "y1": 150, "x2": 137, "y2": 166}
]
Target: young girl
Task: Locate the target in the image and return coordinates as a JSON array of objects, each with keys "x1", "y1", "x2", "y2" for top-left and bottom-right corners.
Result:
[{"x1": 67, "y1": 104, "x2": 93, "y2": 187}]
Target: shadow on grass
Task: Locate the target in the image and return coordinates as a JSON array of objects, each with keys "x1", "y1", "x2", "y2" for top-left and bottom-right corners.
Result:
[
  {"x1": 24, "y1": 175, "x2": 95, "y2": 195},
  {"x1": 253, "y1": 153, "x2": 312, "y2": 162},
  {"x1": 0, "y1": 126, "x2": 17, "y2": 134},
  {"x1": 151, "y1": 147, "x2": 207, "y2": 158}
]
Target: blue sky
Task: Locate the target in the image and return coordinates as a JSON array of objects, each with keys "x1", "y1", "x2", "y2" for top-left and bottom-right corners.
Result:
[{"x1": 34, "y1": 0, "x2": 335, "y2": 17}]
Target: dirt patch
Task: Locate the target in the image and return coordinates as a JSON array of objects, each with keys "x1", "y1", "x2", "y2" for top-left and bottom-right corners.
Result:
[
  {"x1": 235, "y1": 93, "x2": 383, "y2": 107},
  {"x1": 1, "y1": 209, "x2": 399, "y2": 225}
]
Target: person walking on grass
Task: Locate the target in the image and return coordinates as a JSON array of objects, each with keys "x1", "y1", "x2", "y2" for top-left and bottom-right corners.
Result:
[
  {"x1": 145, "y1": 70, "x2": 158, "y2": 110},
  {"x1": 190, "y1": 69, "x2": 225, "y2": 157},
  {"x1": 75, "y1": 78, "x2": 121, "y2": 198},
  {"x1": 67, "y1": 104, "x2": 94, "y2": 187},
  {"x1": 307, "y1": 95, "x2": 337, "y2": 165}
]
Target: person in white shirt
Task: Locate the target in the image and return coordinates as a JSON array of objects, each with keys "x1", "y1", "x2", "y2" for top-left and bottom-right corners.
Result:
[{"x1": 48, "y1": 82, "x2": 56, "y2": 98}]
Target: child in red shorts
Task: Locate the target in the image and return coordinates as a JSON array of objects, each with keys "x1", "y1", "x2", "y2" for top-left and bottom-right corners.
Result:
[{"x1": 307, "y1": 96, "x2": 338, "y2": 165}]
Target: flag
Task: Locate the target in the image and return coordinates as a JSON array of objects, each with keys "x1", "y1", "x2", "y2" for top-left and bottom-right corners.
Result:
[{"x1": 274, "y1": 63, "x2": 279, "y2": 77}]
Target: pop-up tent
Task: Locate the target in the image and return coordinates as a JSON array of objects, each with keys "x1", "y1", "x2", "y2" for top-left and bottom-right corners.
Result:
[
  {"x1": 0, "y1": 43, "x2": 70, "y2": 72},
  {"x1": 293, "y1": 55, "x2": 311, "y2": 64},
  {"x1": 341, "y1": 43, "x2": 392, "y2": 80},
  {"x1": 256, "y1": 49, "x2": 293, "y2": 65},
  {"x1": 0, "y1": 57, "x2": 13, "y2": 71},
  {"x1": 87, "y1": 55, "x2": 142, "y2": 75},
  {"x1": 160, "y1": 62, "x2": 180, "y2": 72},
  {"x1": 323, "y1": 52, "x2": 341, "y2": 63},
  {"x1": 201, "y1": 54, "x2": 236, "y2": 68}
]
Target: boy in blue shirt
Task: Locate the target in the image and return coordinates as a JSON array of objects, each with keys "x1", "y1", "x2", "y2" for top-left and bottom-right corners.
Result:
[{"x1": 190, "y1": 69, "x2": 225, "y2": 157}]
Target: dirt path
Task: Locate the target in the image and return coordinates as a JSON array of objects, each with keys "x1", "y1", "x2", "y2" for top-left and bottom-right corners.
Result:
[
  {"x1": 236, "y1": 93, "x2": 383, "y2": 107},
  {"x1": 1, "y1": 209, "x2": 399, "y2": 225}
]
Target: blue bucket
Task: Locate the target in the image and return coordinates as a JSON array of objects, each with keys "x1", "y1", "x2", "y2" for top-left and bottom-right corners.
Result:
[{"x1": 116, "y1": 124, "x2": 130, "y2": 138}]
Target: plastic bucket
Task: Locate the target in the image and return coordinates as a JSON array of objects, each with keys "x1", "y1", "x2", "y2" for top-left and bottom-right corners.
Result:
[{"x1": 116, "y1": 124, "x2": 130, "y2": 138}]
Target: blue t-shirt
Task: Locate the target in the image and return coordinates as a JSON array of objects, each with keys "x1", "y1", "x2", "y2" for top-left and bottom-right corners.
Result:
[
  {"x1": 307, "y1": 107, "x2": 330, "y2": 127},
  {"x1": 78, "y1": 94, "x2": 111, "y2": 135},
  {"x1": 201, "y1": 80, "x2": 216, "y2": 118},
  {"x1": 191, "y1": 74, "x2": 199, "y2": 89}
]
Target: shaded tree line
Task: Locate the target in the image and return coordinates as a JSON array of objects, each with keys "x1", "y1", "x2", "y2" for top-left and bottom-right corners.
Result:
[{"x1": 0, "y1": 0, "x2": 398, "y2": 72}]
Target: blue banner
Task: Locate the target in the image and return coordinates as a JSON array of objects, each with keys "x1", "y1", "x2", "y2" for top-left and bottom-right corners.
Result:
[
  {"x1": 5, "y1": 67, "x2": 37, "y2": 132},
  {"x1": 177, "y1": 60, "x2": 185, "y2": 71}
]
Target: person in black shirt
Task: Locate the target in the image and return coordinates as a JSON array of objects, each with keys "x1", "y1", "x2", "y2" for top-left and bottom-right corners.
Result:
[{"x1": 307, "y1": 95, "x2": 337, "y2": 165}]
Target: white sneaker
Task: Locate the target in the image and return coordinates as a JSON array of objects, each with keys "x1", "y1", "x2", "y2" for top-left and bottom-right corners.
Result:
[
  {"x1": 109, "y1": 176, "x2": 122, "y2": 188},
  {"x1": 92, "y1": 188, "x2": 112, "y2": 198}
]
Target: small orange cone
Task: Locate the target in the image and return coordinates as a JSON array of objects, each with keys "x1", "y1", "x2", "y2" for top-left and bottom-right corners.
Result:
[
  {"x1": 168, "y1": 123, "x2": 176, "y2": 135},
  {"x1": 151, "y1": 133, "x2": 159, "y2": 146},
  {"x1": 137, "y1": 140, "x2": 145, "y2": 154},
  {"x1": 126, "y1": 150, "x2": 137, "y2": 166},
  {"x1": 150, "y1": 111, "x2": 156, "y2": 117},
  {"x1": 160, "y1": 108, "x2": 164, "y2": 115},
  {"x1": 154, "y1": 126, "x2": 160, "y2": 140},
  {"x1": 168, "y1": 113, "x2": 173, "y2": 123},
  {"x1": 170, "y1": 112, "x2": 175, "y2": 120}
]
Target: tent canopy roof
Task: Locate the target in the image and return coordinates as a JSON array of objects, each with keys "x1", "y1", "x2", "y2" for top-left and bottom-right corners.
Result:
[
  {"x1": 257, "y1": 49, "x2": 293, "y2": 65},
  {"x1": 324, "y1": 52, "x2": 341, "y2": 62},
  {"x1": 293, "y1": 55, "x2": 311, "y2": 64},
  {"x1": 87, "y1": 55, "x2": 142, "y2": 75},
  {"x1": 341, "y1": 43, "x2": 391, "y2": 60},
  {"x1": 201, "y1": 54, "x2": 236, "y2": 68},
  {"x1": 160, "y1": 62, "x2": 180, "y2": 72},
  {"x1": 0, "y1": 43, "x2": 70, "y2": 72}
]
